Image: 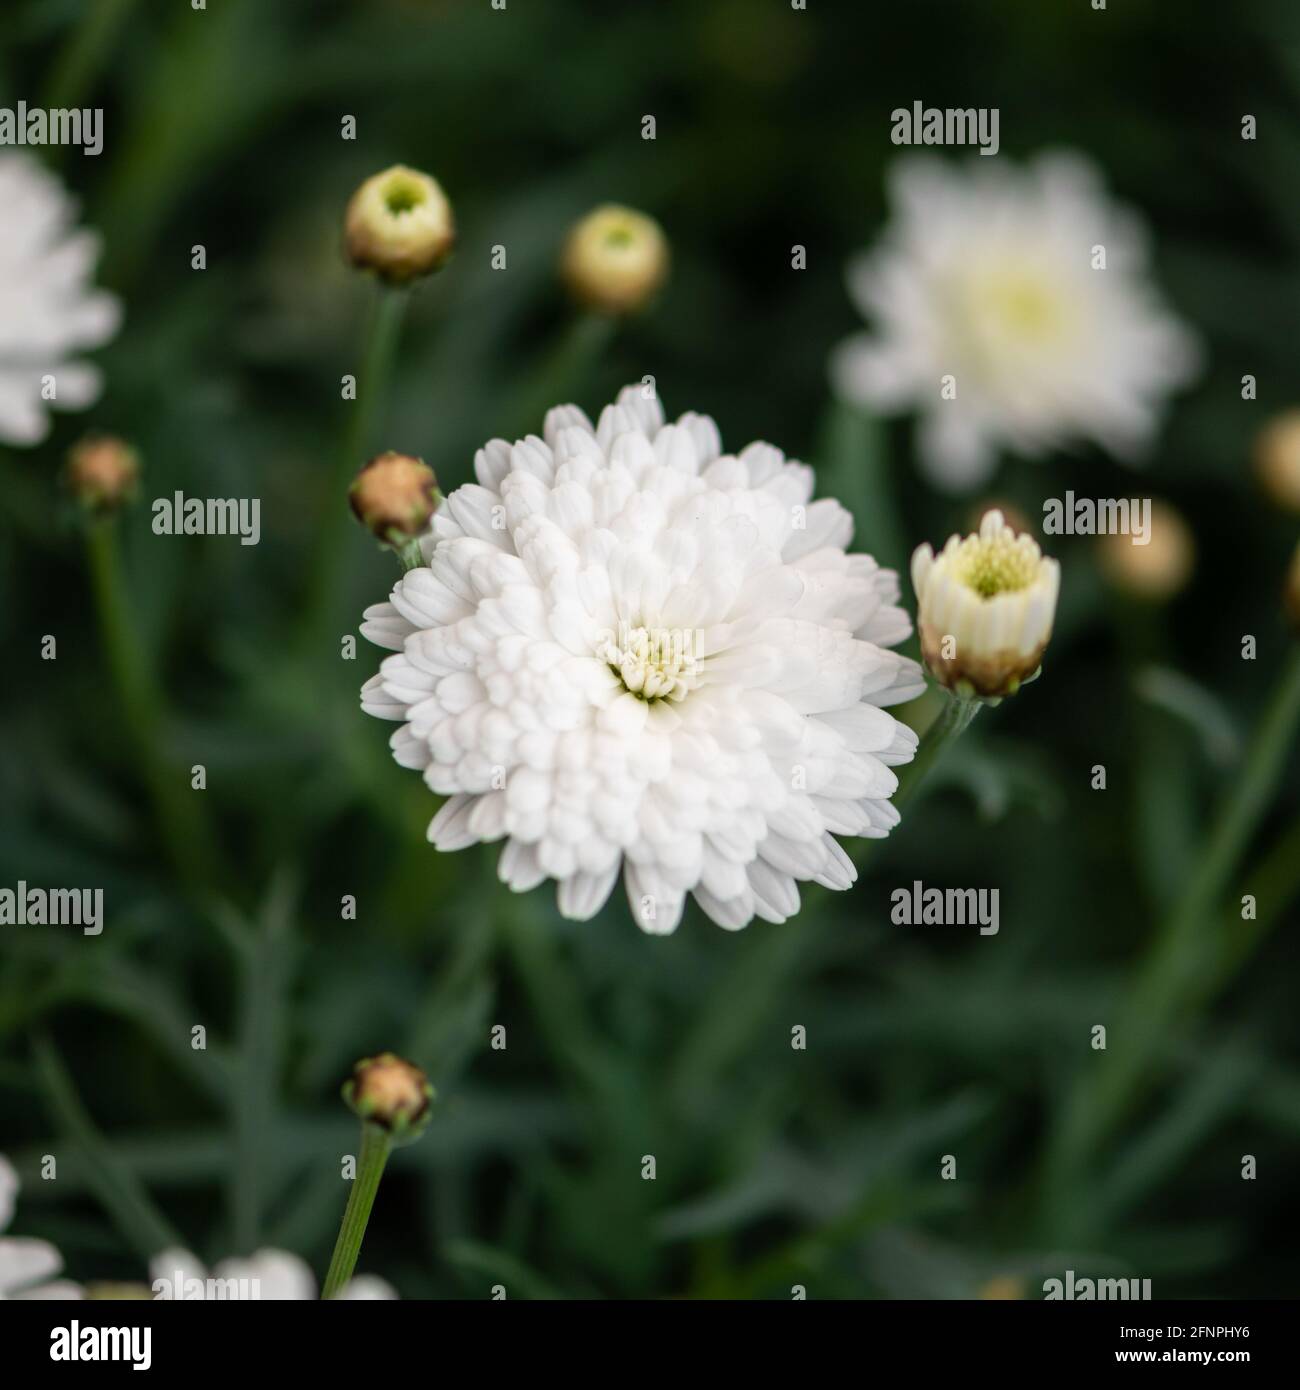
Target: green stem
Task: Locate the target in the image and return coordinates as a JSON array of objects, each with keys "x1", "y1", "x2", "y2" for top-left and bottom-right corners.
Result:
[
  {"x1": 1048, "y1": 646, "x2": 1300, "y2": 1204},
  {"x1": 43, "y1": 0, "x2": 141, "y2": 115},
  {"x1": 322, "y1": 1123, "x2": 392, "y2": 1299},
  {"x1": 503, "y1": 312, "x2": 614, "y2": 440},
  {"x1": 85, "y1": 520, "x2": 217, "y2": 892},
  {"x1": 1217, "y1": 814, "x2": 1300, "y2": 986},
  {"x1": 86, "y1": 521, "x2": 157, "y2": 734},
  {"x1": 305, "y1": 284, "x2": 410, "y2": 647},
  {"x1": 396, "y1": 536, "x2": 425, "y2": 572},
  {"x1": 817, "y1": 398, "x2": 906, "y2": 577},
  {"x1": 893, "y1": 690, "x2": 981, "y2": 810},
  {"x1": 34, "y1": 1034, "x2": 182, "y2": 1259}
]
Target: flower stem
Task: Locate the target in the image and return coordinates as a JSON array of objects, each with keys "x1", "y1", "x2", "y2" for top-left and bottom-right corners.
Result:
[
  {"x1": 1047, "y1": 645, "x2": 1300, "y2": 1208},
  {"x1": 396, "y1": 536, "x2": 425, "y2": 572},
  {"x1": 85, "y1": 519, "x2": 217, "y2": 893},
  {"x1": 322, "y1": 1122, "x2": 393, "y2": 1299},
  {"x1": 503, "y1": 312, "x2": 614, "y2": 440},
  {"x1": 305, "y1": 284, "x2": 410, "y2": 647},
  {"x1": 817, "y1": 398, "x2": 906, "y2": 577},
  {"x1": 43, "y1": 0, "x2": 140, "y2": 115},
  {"x1": 893, "y1": 690, "x2": 981, "y2": 810}
]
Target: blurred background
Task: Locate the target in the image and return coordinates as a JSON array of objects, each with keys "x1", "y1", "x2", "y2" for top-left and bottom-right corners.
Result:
[{"x1": 1, "y1": 0, "x2": 1299, "y2": 1299}]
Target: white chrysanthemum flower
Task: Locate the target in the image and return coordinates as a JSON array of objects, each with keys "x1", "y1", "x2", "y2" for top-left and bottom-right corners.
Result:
[
  {"x1": 361, "y1": 384, "x2": 924, "y2": 933},
  {"x1": 832, "y1": 152, "x2": 1199, "y2": 491},
  {"x1": 0, "y1": 154, "x2": 121, "y2": 446},
  {"x1": 0, "y1": 1155, "x2": 83, "y2": 1300},
  {"x1": 911, "y1": 509, "x2": 1060, "y2": 699},
  {"x1": 149, "y1": 1247, "x2": 395, "y2": 1301}
]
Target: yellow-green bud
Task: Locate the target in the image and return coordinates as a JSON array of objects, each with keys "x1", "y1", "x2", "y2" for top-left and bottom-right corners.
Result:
[
  {"x1": 344, "y1": 165, "x2": 455, "y2": 284},
  {"x1": 1254, "y1": 409, "x2": 1300, "y2": 514},
  {"x1": 343, "y1": 1052, "x2": 433, "y2": 1142},
  {"x1": 65, "y1": 434, "x2": 139, "y2": 515},
  {"x1": 349, "y1": 451, "x2": 440, "y2": 545},
  {"x1": 560, "y1": 204, "x2": 669, "y2": 315},
  {"x1": 911, "y1": 510, "x2": 1059, "y2": 701},
  {"x1": 1097, "y1": 500, "x2": 1194, "y2": 602}
]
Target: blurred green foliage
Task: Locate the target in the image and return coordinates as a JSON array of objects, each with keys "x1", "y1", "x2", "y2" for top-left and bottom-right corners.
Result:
[{"x1": 1, "y1": 0, "x2": 1299, "y2": 1299}]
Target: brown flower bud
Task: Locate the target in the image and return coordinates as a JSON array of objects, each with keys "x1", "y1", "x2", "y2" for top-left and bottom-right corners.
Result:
[
  {"x1": 349, "y1": 451, "x2": 440, "y2": 544},
  {"x1": 343, "y1": 1052, "x2": 433, "y2": 1141},
  {"x1": 65, "y1": 434, "x2": 139, "y2": 514}
]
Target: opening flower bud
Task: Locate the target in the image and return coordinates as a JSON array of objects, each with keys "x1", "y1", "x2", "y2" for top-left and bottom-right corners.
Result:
[
  {"x1": 343, "y1": 1052, "x2": 433, "y2": 1141},
  {"x1": 344, "y1": 165, "x2": 455, "y2": 284},
  {"x1": 560, "y1": 204, "x2": 669, "y2": 315},
  {"x1": 1097, "y1": 499, "x2": 1194, "y2": 602},
  {"x1": 349, "y1": 451, "x2": 440, "y2": 545},
  {"x1": 65, "y1": 434, "x2": 139, "y2": 514},
  {"x1": 911, "y1": 508, "x2": 1060, "y2": 700},
  {"x1": 965, "y1": 498, "x2": 1034, "y2": 540}
]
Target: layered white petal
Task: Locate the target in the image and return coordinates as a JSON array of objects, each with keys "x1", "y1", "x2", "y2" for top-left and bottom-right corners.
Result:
[
  {"x1": 0, "y1": 154, "x2": 120, "y2": 446},
  {"x1": 832, "y1": 151, "x2": 1200, "y2": 492},
  {"x1": 361, "y1": 385, "x2": 922, "y2": 931}
]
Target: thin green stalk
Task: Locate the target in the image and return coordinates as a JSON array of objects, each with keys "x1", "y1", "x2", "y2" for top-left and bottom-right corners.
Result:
[
  {"x1": 322, "y1": 1123, "x2": 392, "y2": 1299},
  {"x1": 85, "y1": 519, "x2": 217, "y2": 892},
  {"x1": 229, "y1": 875, "x2": 294, "y2": 1253},
  {"x1": 43, "y1": 0, "x2": 141, "y2": 115},
  {"x1": 893, "y1": 691, "x2": 981, "y2": 810},
  {"x1": 396, "y1": 536, "x2": 425, "y2": 572},
  {"x1": 305, "y1": 284, "x2": 410, "y2": 645},
  {"x1": 817, "y1": 398, "x2": 906, "y2": 576},
  {"x1": 1048, "y1": 646, "x2": 1300, "y2": 1200},
  {"x1": 34, "y1": 1034, "x2": 182, "y2": 1259},
  {"x1": 1217, "y1": 813, "x2": 1300, "y2": 986},
  {"x1": 850, "y1": 689, "x2": 980, "y2": 873},
  {"x1": 503, "y1": 312, "x2": 614, "y2": 440}
]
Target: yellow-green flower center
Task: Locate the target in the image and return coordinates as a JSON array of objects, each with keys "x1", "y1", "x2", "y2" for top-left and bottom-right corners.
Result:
[
  {"x1": 600, "y1": 624, "x2": 700, "y2": 702},
  {"x1": 985, "y1": 274, "x2": 1062, "y2": 336},
  {"x1": 953, "y1": 534, "x2": 1039, "y2": 597},
  {"x1": 382, "y1": 175, "x2": 427, "y2": 216},
  {"x1": 956, "y1": 264, "x2": 1072, "y2": 350}
]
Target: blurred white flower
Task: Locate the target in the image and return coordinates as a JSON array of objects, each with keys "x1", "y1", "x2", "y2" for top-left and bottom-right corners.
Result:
[
  {"x1": 0, "y1": 153, "x2": 120, "y2": 447},
  {"x1": 0, "y1": 1154, "x2": 83, "y2": 1300},
  {"x1": 361, "y1": 384, "x2": 923, "y2": 933},
  {"x1": 150, "y1": 1247, "x2": 395, "y2": 1300},
  {"x1": 832, "y1": 152, "x2": 1199, "y2": 491},
  {"x1": 911, "y1": 508, "x2": 1059, "y2": 698}
]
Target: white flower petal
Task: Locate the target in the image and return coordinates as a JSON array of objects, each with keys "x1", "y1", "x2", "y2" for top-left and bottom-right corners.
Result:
[
  {"x1": 360, "y1": 386, "x2": 920, "y2": 931},
  {"x1": 830, "y1": 151, "x2": 1199, "y2": 490}
]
